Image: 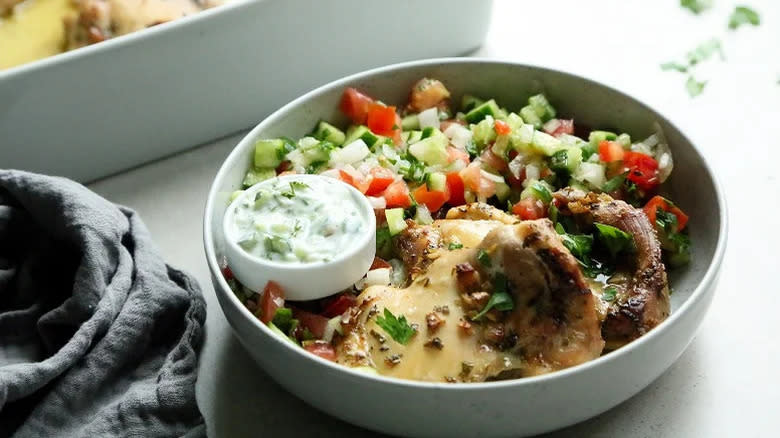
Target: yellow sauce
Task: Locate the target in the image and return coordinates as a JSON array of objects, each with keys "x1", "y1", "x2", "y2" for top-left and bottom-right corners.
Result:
[{"x1": 0, "y1": 0, "x2": 74, "y2": 69}]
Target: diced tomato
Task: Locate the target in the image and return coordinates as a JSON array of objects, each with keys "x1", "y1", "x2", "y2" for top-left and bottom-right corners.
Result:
[
  {"x1": 494, "y1": 119, "x2": 511, "y2": 135},
  {"x1": 275, "y1": 160, "x2": 291, "y2": 174},
  {"x1": 338, "y1": 168, "x2": 370, "y2": 194},
  {"x1": 505, "y1": 168, "x2": 525, "y2": 189},
  {"x1": 599, "y1": 140, "x2": 625, "y2": 162},
  {"x1": 367, "y1": 104, "x2": 398, "y2": 136},
  {"x1": 259, "y1": 281, "x2": 285, "y2": 324},
  {"x1": 446, "y1": 146, "x2": 470, "y2": 164},
  {"x1": 446, "y1": 172, "x2": 466, "y2": 206},
  {"x1": 540, "y1": 167, "x2": 553, "y2": 178},
  {"x1": 413, "y1": 183, "x2": 450, "y2": 213},
  {"x1": 390, "y1": 113, "x2": 403, "y2": 145},
  {"x1": 278, "y1": 170, "x2": 297, "y2": 176},
  {"x1": 512, "y1": 197, "x2": 547, "y2": 220},
  {"x1": 383, "y1": 179, "x2": 412, "y2": 208},
  {"x1": 322, "y1": 293, "x2": 358, "y2": 318},
  {"x1": 303, "y1": 341, "x2": 337, "y2": 362},
  {"x1": 292, "y1": 308, "x2": 329, "y2": 339},
  {"x1": 366, "y1": 167, "x2": 395, "y2": 196},
  {"x1": 374, "y1": 208, "x2": 387, "y2": 227},
  {"x1": 460, "y1": 163, "x2": 482, "y2": 193},
  {"x1": 479, "y1": 148, "x2": 508, "y2": 172},
  {"x1": 370, "y1": 256, "x2": 392, "y2": 270},
  {"x1": 623, "y1": 151, "x2": 660, "y2": 191},
  {"x1": 339, "y1": 88, "x2": 375, "y2": 125},
  {"x1": 643, "y1": 195, "x2": 688, "y2": 231},
  {"x1": 221, "y1": 266, "x2": 234, "y2": 281},
  {"x1": 545, "y1": 119, "x2": 574, "y2": 137}
]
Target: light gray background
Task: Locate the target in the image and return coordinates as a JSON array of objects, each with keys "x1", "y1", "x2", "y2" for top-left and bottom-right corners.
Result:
[{"x1": 88, "y1": 0, "x2": 780, "y2": 436}]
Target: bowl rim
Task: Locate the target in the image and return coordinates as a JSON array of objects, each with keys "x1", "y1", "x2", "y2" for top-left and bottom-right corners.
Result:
[{"x1": 203, "y1": 57, "x2": 728, "y2": 390}]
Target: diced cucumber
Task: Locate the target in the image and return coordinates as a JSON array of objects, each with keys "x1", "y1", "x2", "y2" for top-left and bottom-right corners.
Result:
[
  {"x1": 408, "y1": 130, "x2": 448, "y2": 165},
  {"x1": 574, "y1": 162, "x2": 606, "y2": 188},
  {"x1": 520, "y1": 180, "x2": 554, "y2": 204},
  {"x1": 520, "y1": 105, "x2": 543, "y2": 129},
  {"x1": 406, "y1": 130, "x2": 423, "y2": 144},
  {"x1": 471, "y1": 117, "x2": 497, "y2": 147},
  {"x1": 464, "y1": 99, "x2": 500, "y2": 124},
  {"x1": 505, "y1": 112, "x2": 524, "y2": 131},
  {"x1": 401, "y1": 114, "x2": 420, "y2": 131},
  {"x1": 414, "y1": 205, "x2": 434, "y2": 225},
  {"x1": 494, "y1": 108, "x2": 509, "y2": 121},
  {"x1": 588, "y1": 130, "x2": 618, "y2": 145},
  {"x1": 254, "y1": 139, "x2": 285, "y2": 168},
  {"x1": 301, "y1": 140, "x2": 335, "y2": 163},
  {"x1": 530, "y1": 130, "x2": 564, "y2": 156},
  {"x1": 242, "y1": 167, "x2": 276, "y2": 188},
  {"x1": 385, "y1": 208, "x2": 407, "y2": 235},
  {"x1": 528, "y1": 94, "x2": 556, "y2": 120},
  {"x1": 616, "y1": 133, "x2": 631, "y2": 149},
  {"x1": 313, "y1": 121, "x2": 346, "y2": 146},
  {"x1": 344, "y1": 125, "x2": 379, "y2": 147},
  {"x1": 268, "y1": 322, "x2": 298, "y2": 345},
  {"x1": 495, "y1": 182, "x2": 511, "y2": 202},
  {"x1": 425, "y1": 172, "x2": 447, "y2": 192},
  {"x1": 461, "y1": 94, "x2": 484, "y2": 112},
  {"x1": 549, "y1": 147, "x2": 583, "y2": 174}
]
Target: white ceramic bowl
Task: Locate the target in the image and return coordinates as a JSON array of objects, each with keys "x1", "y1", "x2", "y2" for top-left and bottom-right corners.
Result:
[
  {"x1": 204, "y1": 58, "x2": 727, "y2": 437},
  {"x1": 222, "y1": 174, "x2": 376, "y2": 301}
]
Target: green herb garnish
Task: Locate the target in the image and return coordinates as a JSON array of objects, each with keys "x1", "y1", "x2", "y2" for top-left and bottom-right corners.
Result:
[
  {"x1": 376, "y1": 227, "x2": 394, "y2": 260},
  {"x1": 602, "y1": 286, "x2": 618, "y2": 302},
  {"x1": 472, "y1": 285, "x2": 514, "y2": 321},
  {"x1": 594, "y1": 223, "x2": 634, "y2": 257},
  {"x1": 548, "y1": 203, "x2": 559, "y2": 224},
  {"x1": 448, "y1": 242, "x2": 464, "y2": 250},
  {"x1": 660, "y1": 61, "x2": 689, "y2": 73},
  {"x1": 375, "y1": 308, "x2": 417, "y2": 345},
  {"x1": 271, "y1": 307, "x2": 295, "y2": 333},
  {"x1": 477, "y1": 249, "x2": 492, "y2": 267},
  {"x1": 289, "y1": 181, "x2": 309, "y2": 191},
  {"x1": 529, "y1": 181, "x2": 553, "y2": 204},
  {"x1": 680, "y1": 0, "x2": 712, "y2": 14},
  {"x1": 559, "y1": 233, "x2": 593, "y2": 261},
  {"x1": 728, "y1": 6, "x2": 760, "y2": 30}
]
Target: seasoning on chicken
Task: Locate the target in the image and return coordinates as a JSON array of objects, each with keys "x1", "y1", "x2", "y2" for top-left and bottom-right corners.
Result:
[{"x1": 554, "y1": 189, "x2": 671, "y2": 350}]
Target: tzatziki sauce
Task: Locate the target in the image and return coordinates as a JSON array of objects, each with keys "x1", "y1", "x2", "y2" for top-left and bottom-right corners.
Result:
[{"x1": 226, "y1": 176, "x2": 368, "y2": 264}]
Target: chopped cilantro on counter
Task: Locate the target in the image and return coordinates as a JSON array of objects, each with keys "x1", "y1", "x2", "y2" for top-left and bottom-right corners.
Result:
[{"x1": 728, "y1": 6, "x2": 760, "y2": 30}]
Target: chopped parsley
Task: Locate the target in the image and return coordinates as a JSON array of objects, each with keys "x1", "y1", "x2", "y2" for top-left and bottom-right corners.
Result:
[
  {"x1": 559, "y1": 232, "x2": 593, "y2": 261},
  {"x1": 655, "y1": 209, "x2": 692, "y2": 267},
  {"x1": 602, "y1": 286, "x2": 618, "y2": 302},
  {"x1": 686, "y1": 38, "x2": 724, "y2": 66},
  {"x1": 375, "y1": 227, "x2": 394, "y2": 259},
  {"x1": 271, "y1": 307, "x2": 295, "y2": 333},
  {"x1": 680, "y1": 0, "x2": 712, "y2": 14},
  {"x1": 448, "y1": 242, "x2": 464, "y2": 250},
  {"x1": 476, "y1": 249, "x2": 492, "y2": 267},
  {"x1": 375, "y1": 308, "x2": 417, "y2": 345},
  {"x1": 529, "y1": 181, "x2": 553, "y2": 204},
  {"x1": 594, "y1": 223, "x2": 634, "y2": 257},
  {"x1": 728, "y1": 6, "x2": 760, "y2": 30},
  {"x1": 472, "y1": 290, "x2": 514, "y2": 322},
  {"x1": 660, "y1": 61, "x2": 689, "y2": 73}
]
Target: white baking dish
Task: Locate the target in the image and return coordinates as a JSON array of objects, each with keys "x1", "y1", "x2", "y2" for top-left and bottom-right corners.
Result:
[{"x1": 0, "y1": 0, "x2": 492, "y2": 182}]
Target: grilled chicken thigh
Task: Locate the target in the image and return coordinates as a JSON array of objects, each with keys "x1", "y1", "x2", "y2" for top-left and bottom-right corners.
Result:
[
  {"x1": 336, "y1": 204, "x2": 604, "y2": 381},
  {"x1": 554, "y1": 189, "x2": 671, "y2": 349}
]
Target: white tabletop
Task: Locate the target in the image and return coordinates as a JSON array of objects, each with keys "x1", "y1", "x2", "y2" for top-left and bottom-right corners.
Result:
[{"x1": 88, "y1": 0, "x2": 780, "y2": 436}]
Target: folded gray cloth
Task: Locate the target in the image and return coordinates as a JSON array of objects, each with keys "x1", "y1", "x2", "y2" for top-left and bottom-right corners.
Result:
[{"x1": 0, "y1": 170, "x2": 207, "y2": 437}]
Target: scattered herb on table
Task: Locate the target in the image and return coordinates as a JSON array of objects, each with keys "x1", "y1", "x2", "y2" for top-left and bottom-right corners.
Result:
[
  {"x1": 728, "y1": 6, "x2": 760, "y2": 30},
  {"x1": 680, "y1": 0, "x2": 712, "y2": 14},
  {"x1": 686, "y1": 76, "x2": 708, "y2": 97}
]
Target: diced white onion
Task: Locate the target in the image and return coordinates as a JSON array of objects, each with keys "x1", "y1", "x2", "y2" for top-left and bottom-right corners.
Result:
[
  {"x1": 480, "y1": 169, "x2": 505, "y2": 183},
  {"x1": 366, "y1": 268, "x2": 391, "y2": 286},
  {"x1": 525, "y1": 164, "x2": 540, "y2": 182},
  {"x1": 657, "y1": 152, "x2": 673, "y2": 182},
  {"x1": 418, "y1": 108, "x2": 440, "y2": 130},
  {"x1": 415, "y1": 205, "x2": 434, "y2": 225},
  {"x1": 322, "y1": 316, "x2": 344, "y2": 343},
  {"x1": 367, "y1": 196, "x2": 386, "y2": 209},
  {"x1": 642, "y1": 133, "x2": 659, "y2": 148},
  {"x1": 631, "y1": 142, "x2": 653, "y2": 156},
  {"x1": 299, "y1": 136, "x2": 320, "y2": 149},
  {"x1": 331, "y1": 139, "x2": 369, "y2": 164},
  {"x1": 542, "y1": 119, "x2": 561, "y2": 134},
  {"x1": 508, "y1": 154, "x2": 526, "y2": 179},
  {"x1": 574, "y1": 162, "x2": 606, "y2": 188},
  {"x1": 444, "y1": 124, "x2": 473, "y2": 150},
  {"x1": 286, "y1": 149, "x2": 306, "y2": 168},
  {"x1": 388, "y1": 259, "x2": 406, "y2": 287}
]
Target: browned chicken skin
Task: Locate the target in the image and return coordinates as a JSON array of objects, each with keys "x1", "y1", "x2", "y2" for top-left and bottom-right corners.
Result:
[{"x1": 554, "y1": 189, "x2": 670, "y2": 350}]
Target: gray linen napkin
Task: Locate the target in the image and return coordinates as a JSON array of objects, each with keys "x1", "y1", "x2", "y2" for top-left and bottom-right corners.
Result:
[{"x1": 0, "y1": 170, "x2": 206, "y2": 437}]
